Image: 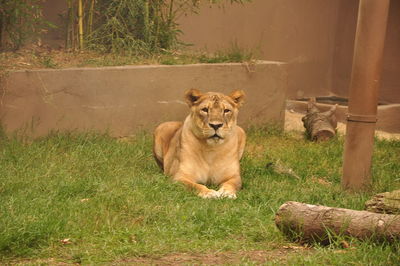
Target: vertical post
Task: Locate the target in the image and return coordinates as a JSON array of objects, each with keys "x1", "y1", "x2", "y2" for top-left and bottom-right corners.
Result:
[{"x1": 342, "y1": 0, "x2": 390, "y2": 190}]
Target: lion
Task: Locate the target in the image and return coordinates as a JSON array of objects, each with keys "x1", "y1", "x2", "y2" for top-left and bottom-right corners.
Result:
[{"x1": 153, "y1": 89, "x2": 246, "y2": 199}]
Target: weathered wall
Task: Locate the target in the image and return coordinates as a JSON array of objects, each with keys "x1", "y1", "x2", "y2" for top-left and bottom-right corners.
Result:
[
  {"x1": 178, "y1": 0, "x2": 400, "y2": 103},
  {"x1": 41, "y1": 0, "x2": 340, "y2": 99},
  {"x1": 179, "y1": 0, "x2": 340, "y2": 99},
  {"x1": 381, "y1": 0, "x2": 400, "y2": 103},
  {"x1": 38, "y1": 0, "x2": 400, "y2": 103},
  {"x1": 0, "y1": 62, "x2": 287, "y2": 137},
  {"x1": 330, "y1": 0, "x2": 358, "y2": 102},
  {"x1": 331, "y1": 0, "x2": 400, "y2": 104}
]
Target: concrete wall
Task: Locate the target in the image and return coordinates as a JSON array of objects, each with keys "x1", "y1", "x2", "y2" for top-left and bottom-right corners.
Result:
[
  {"x1": 179, "y1": 0, "x2": 340, "y2": 99},
  {"x1": 0, "y1": 62, "x2": 287, "y2": 137},
  {"x1": 178, "y1": 0, "x2": 400, "y2": 103},
  {"x1": 331, "y1": 0, "x2": 400, "y2": 104},
  {"x1": 380, "y1": 0, "x2": 400, "y2": 103},
  {"x1": 33, "y1": 0, "x2": 400, "y2": 104},
  {"x1": 41, "y1": 0, "x2": 340, "y2": 100}
]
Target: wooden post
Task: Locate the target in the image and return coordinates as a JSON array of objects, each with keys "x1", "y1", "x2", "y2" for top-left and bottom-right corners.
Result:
[{"x1": 342, "y1": 0, "x2": 390, "y2": 190}]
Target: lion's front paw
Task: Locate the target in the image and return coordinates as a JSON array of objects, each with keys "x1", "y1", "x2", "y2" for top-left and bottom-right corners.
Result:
[
  {"x1": 218, "y1": 188, "x2": 237, "y2": 199},
  {"x1": 198, "y1": 189, "x2": 221, "y2": 199}
]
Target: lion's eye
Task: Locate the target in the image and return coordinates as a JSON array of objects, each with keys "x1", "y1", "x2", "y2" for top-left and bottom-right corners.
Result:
[
  {"x1": 201, "y1": 107, "x2": 209, "y2": 113},
  {"x1": 224, "y1": 109, "x2": 231, "y2": 113}
]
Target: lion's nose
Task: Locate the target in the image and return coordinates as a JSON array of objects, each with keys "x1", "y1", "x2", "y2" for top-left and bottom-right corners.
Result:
[{"x1": 209, "y1": 123, "x2": 223, "y2": 130}]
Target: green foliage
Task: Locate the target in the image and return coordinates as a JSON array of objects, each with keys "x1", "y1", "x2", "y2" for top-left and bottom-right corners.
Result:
[
  {"x1": 0, "y1": 0, "x2": 54, "y2": 50},
  {"x1": 40, "y1": 55, "x2": 57, "y2": 68},
  {"x1": 83, "y1": 0, "x2": 251, "y2": 54},
  {"x1": 0, "y1": 129, "x2": 398, "y2": 263},
  {"x1": 158, "y1": 44, "x2": 255, "y2": 65},
  {"x1": 198, "y1": 42, "x2": 256, "y2": 63}
]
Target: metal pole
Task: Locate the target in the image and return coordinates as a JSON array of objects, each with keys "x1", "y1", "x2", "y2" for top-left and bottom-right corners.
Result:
[{"x1": 342, "y1": 0, "x2": 390, "y2": 190}]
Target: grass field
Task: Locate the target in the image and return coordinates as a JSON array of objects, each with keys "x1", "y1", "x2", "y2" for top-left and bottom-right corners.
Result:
[{"x1": 0, "y1": 127, "x2": 399, "y2": 264}]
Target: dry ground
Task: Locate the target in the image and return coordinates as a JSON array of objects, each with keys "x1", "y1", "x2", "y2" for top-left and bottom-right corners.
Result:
[
  {"x1": 12, "y1": 246, "x2": 313, "y2": 265},
  {"x1": 116, "y1": 246, "x2": 312, "y2": 265}
]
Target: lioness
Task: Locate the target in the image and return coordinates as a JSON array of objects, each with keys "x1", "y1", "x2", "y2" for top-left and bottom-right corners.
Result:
[{"x1": 153, "y1": 89, "x2": 246, "y2": 199}]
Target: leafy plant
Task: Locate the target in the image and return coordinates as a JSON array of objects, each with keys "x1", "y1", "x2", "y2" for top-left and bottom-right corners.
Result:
[
  {"x1": 198, "y1": 42, "x2": 256, "y2": 63},
  {"x1": 66, "y1": 0, "x2": 251, "y2": 54},
  {"x1": 40, "y1": 55, "x2": 57, "y2": 68}
]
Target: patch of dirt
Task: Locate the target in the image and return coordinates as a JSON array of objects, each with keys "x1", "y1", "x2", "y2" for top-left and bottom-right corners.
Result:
[
  {"x1": 285, "y1": 110, "x2": 400, "y2": 140},
  {"x1": 0, "y1": 44, "x2": 163, "y2": 73},
  {"x1": 9, "y1": 246, "x2": 313, "y2": 265},
  {"x1": 310, "y1": 176, "x2": 333, "y2": 186},
  {"x1": 245, "y1": 142, "x2": 267, "y2": 159},
  {"x1": 11, "y1": 258, "x2": 79, "y2": 265},
  {"x1": 116, "y1": 246, "x2": 313, "y2": 265},
  {"x1": 1, "y1": 45, "x2": 97, "y2": 71}
]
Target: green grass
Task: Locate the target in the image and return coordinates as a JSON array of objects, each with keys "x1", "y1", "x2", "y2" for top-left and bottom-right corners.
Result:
[{"x1": 0, "y1": 128, "x2": 399, "y2": 264}]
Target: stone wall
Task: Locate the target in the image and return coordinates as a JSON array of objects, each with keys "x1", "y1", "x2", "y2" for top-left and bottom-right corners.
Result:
[
  {"x1": 0, "y1": 62, "x2": 287, "y2": 137},
  {"x1": 40, "y1": 0, "x2": 400, "y2": 103}
]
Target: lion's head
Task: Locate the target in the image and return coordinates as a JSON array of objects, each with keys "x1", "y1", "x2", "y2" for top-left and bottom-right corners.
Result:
[{"x1": 184, "y1": 89, "x2": 245, "y2": 145}]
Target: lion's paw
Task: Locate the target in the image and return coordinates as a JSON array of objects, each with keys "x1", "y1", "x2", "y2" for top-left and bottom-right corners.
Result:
[
  {"x1": 198, "y1": 189, "x2": 221, "y2": 199},
  {"x1": 218, "y1": 188, "x2": 237, "y2": 199}
]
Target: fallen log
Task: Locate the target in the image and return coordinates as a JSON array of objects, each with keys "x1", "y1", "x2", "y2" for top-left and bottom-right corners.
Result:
[
  {"x1": 275, "y1": 201, "x2": 400, "y2": 243},
  {"x1": 365, "y1": 190, "x2": 400, "y2": 214},
  {"x1": 302, "y1": 98, "x2": 337, "y2": 141}
]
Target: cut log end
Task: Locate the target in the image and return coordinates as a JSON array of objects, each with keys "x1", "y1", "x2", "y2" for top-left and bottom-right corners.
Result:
[
  {"x1": 302, "y1": 99, "x2": 337, "y2": 141},
  {"x1": 365, "y1": 190, "x2": 400, "y2": 214},
  {"x1": 313, "y1": 130, "x2": 335, "y2": 141}
]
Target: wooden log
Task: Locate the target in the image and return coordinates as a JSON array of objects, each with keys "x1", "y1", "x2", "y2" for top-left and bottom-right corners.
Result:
[
  {"x1": 365, "y1": 190, "x2": 400, "y2": 214},
  {"x1": 301, "y1": 98, "x2": 337, "y2": 141},
  {"x1": 275, "y1": 201, "x2": 400, "y2": 243}
]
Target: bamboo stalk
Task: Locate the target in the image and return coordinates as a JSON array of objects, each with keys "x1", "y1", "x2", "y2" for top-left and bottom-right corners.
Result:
[
  {"x1": 36, "y1": 6, "x2": 43, "y2": 46},
  {"x1": 153, "y1": 1, "x2": 160, "y2": 47},
  {"x1": 143, "y1": 0, "x2": 150, "y2": 43},
  {"x1": 78, "y1": 0, "x2": 84, "y2": 50},
  {"x1": 0, "y1": 10, "x2": 4, "y2": 49},
  {"x1": 168, "y1": 0, "x2": 175, "y2": 26},
  {"x1": 65, "y1": 0, "x2": 72, "y2": 49},
  {"x1": 70, "y1": 0, "x2": 76, "y2": 50},
  {"x1": 88, "y1": 0, "x2": 95, "y2": 35}
]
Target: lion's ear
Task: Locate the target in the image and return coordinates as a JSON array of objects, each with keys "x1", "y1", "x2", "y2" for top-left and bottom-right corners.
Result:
[
  {"x1": 185, "y1": 89, "x2": 203, "y2": 106},
  {"x1": 229, "y1": 90, "x2": 245, "y2": 107}
]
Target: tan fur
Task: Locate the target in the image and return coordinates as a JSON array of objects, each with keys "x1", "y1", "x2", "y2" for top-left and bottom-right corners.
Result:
[{"x1": 153, "y1": 89, "x2": 246, "y2": 199}]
